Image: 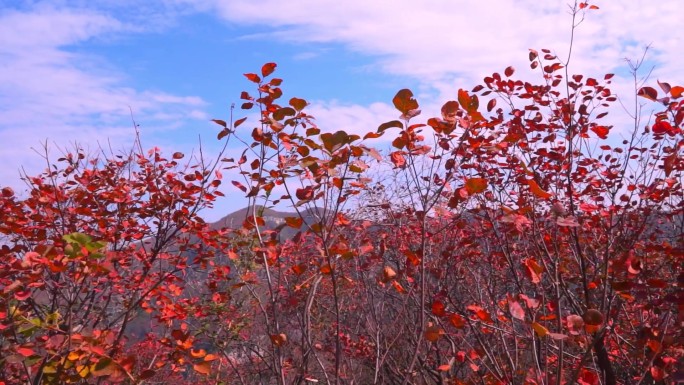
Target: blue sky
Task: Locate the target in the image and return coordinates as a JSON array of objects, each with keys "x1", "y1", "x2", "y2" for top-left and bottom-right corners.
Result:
[{"x1": 1, "y1": 0, "x2": 681, "y2": 219}]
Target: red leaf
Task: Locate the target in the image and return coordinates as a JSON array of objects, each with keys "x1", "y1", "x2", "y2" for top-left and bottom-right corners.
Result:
[
  {"x1": 487, "y1": 98, "x2": 497, "y2": 112},
  {"x1": 289, "y1": 97, "x2": 307, "y2": 111},
  {"x1": 14, "y1": 290, "x2": 31, "y2": 301},
  {"x1": 441, "y1": 101, "x2": 459, "y2": 123},
  {"x1": 528, "y1": 179, "x2": 552, "y2": 199},
  {"x1": 234, "y1": 117, "x2": 247, "y2": 128},
  {"x1": 392, "y1": 89, "x2": 419, "y2": 115},
  {"x1": 17, "y1": 347, "x2": 34, "y2": 357},
  {"x1": 291, "y1": 264, "x2": 307, "y2": 275},
  {"x1": 432, "y1": 300, "x2": 446, "y2": 317},
  {"x1": 285, "y1": 217, "x2": 303, "y2": 229},
  {"x1": 244, "y1": 73, "x2": 261, "y2": 83},
  {"x1": 296, "y1": 186, "x2": 314, "y2": 201},
  {"x1": 464, "y1": 178, "x2": 487, "y2": 194},
  {"x1": 449, "y1": 313, "x2": 465, "y2": 328},
  {"x1": 231, "y1": 180, "x2": 247, "y2": 193},
  {"x1": 590, "y1": 125, "x2": 610, "y2": 139},
  {"x1": 139, "y1": 369, "x2": 156, "y2": 380},
  {"x1": 217, "y1": 129, "x2": 230, "y2": 140},
  {"x1": 556, "y1": 216, "x2": 580, "y2": 227},
  {"x1": 504, "y1": 66, "x2": 515, "y2": 77},
  {"x1": 637, "y1": 86, "x2": 658, "y2": 102},
  {"x1": 509, "y1": 300, "x2": 525, "y2": 320},
  {"x1": 458, "y1": 89, "x2": 478, "y2": 113},
  {"x1": 261, "y1": 62, "x2": 277, "y2": 77},
  {"x1": 523, "y1": 258, "x2": 543, "y2": 284},
  {"x1": 424, "y1": 325, "x2": 442, "y2": 342},
  {"x1": 211, "y1": 119, "x2": 227, "y2": 128},
  {"x1": 390, "y1": 151, "x2": 406, "y2": 168},
  {"x1": 652, "y1": 120, "x2": 674, "y2": 135}
]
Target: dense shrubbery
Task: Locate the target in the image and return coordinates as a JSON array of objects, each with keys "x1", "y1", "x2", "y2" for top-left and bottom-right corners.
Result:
[{"x1": 1, "y1": 2, "x2": 682, "y2": 384}]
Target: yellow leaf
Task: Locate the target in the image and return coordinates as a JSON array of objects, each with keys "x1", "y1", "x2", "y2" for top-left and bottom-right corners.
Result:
[
  {"x1": 77, "y1": 365, "x2": 90, "y2": 378},
  {"x1": 531, "y1": 322, "x2": 548, "y2": 337}
]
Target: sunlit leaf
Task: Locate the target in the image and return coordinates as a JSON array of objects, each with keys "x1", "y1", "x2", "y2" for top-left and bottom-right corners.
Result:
[
  {"x1": 464, "y1": 178, "x2": 487, "y2": 194},
  {"x1": 289, "y1": 97, "x2": 307, "y2": 111},
  {"x1": 261, "y1": 62, "x2": 277, "y2": 77},
  {"x1": 637, "y1": 86, "x2": 658, "y2": 101},
  {"x1": 531, "y1": 322, "x2": 548, "y2": 337},
  {"x1": 528, "y1": 179, "x2": 552, "y2": 199},
  {"x1": 193, "y1": 361, "x2": 211, "y2": 375},
  {"x1": 392, "y1": 89, "x2": 419, "y2": 115},
  {"x1": 509, "y1": 300, "x2": 525, "y2": 320}
]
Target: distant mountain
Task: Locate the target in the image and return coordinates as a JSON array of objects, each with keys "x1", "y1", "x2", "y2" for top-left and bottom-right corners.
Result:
[{"x1": 210, "y1": 205, "x2": 320, "y2": 239}]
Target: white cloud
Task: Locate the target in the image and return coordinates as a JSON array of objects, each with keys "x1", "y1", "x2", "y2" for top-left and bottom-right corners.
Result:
[
  {"x1": 195, "y1": 0, "x2": 680, "y2": 83},
  {"x1": 0, "y1": 4, "x2": 209, "y2": 187}
]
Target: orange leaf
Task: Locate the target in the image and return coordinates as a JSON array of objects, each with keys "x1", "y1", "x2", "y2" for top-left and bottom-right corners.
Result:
[
  {"x1": 531, "y1": 322, "x2": 548, "y2": 337},
  {"x1": 425, "y1": 325, "x2": 442, "y2": 342},
  {"x1": 270, "y1": 333, "x2": 288, "y2": 347},
  {"x1": 91, "y1": 357, "x2": 117, "y2": 377},
  {"x1": 670, "y1": 85, "x2": 683, "y2": 98},
  {"x1": 465, "y1": 178, "x2": 487, "y2": 194},
  {"x1": 193, "y1": 361, "x2": 211, "y2": 375},
  {"x1": 528, "y1": 179, "x2": 552, "y2": 199},
  {"x1": 392, "y1": 280, "x2": 406, "y2": 293},
  {"x1": 390, "y1": 151, "x2": 406, "y2": 168},
  {"x1": 285, "y1": 216, "x2": 303, "y2": 229}
]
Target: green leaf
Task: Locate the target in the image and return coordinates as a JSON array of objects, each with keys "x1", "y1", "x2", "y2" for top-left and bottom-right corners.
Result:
[{"x1": 63, "y1": 232, "x2": 92, "y2": 246}]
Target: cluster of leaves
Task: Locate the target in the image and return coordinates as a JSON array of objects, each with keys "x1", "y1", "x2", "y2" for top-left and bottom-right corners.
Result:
[
  {"x1": 0, "y1": 147, "x2": 233, "y2": 383},
  {"x1": 197, "y1": 52, "x2": 680, "y2": 384},
  {"x1": 1, "y1": 3, "x2": 682, "y2": 384}
]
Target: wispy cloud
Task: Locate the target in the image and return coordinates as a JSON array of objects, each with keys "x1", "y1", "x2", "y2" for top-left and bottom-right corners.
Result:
[
  {"x1": 0, "y1": 4, "x2": 208, "y2": 185},
  {"x1": 195, "y1": 0, "x2": 681, "y2": 83}
]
